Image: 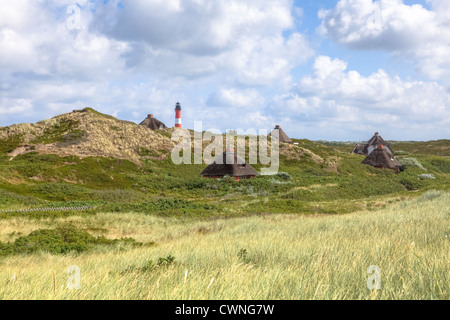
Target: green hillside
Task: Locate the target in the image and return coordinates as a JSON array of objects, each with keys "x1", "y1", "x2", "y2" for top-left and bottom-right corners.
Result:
[
  {"x1": 0, "y1": 109, "x2": 449, "y2": 217},
  {"x1": 0, "y1": 110, "x2": 449, "y2": 300}
]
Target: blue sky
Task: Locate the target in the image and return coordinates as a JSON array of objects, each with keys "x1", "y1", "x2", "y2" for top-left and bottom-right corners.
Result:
[{"x1": 0, "y1": 0, "x2": 449, "y2": 141}]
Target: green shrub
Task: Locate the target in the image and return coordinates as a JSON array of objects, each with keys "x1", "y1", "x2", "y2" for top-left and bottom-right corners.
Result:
[
  {"x1": 399, "y1": 177, "x2": 424, "y2": 191},
  {"x1": 157, "y1": 255, "x2": 175, "y2": 267},
  {"x1": 82, "y1": 108, "x2": 118, "y2": 120},
  {"x1": 0, "y1": 133, "x2": 24, "y2": 154},
  {"x1": 418, "y1": 174, "x2": 435, "y2": 180},
  {"x1": 137, "y1": 147, "x2": 160, "y2": 157},
  {"x1": 0, "y1": 188, "x2": 43, "y2": 207},
  {"x1": 420, "y1": 157, "x2": 450, "y2": 173},
  {"x1": 275, "y1": 172, "x2": 292, "y2": 181},
  {"x1": 32, "y1": 119, "x2": 81, "y2": 144},
  {"x1": 102, "y1": 198, "x2": 217, "y2": 215},
  {"x1": 141, "y1": 255, "x2": 176, "y2": 272},
  {"x1": 399, "y1": 158, "x2": 427, "y2": 171},
  {"x1": 31, "y1": 183, "x2": 92, "y2": 201},
  {"x1": 282, "y1": 189, "x2": 325, "y2": 201},
  {"x1": 91, "y1": 189, "x2": 144, "y2": 202},
  {"x1": 0, "y1": 227, "x2": 143, "y2": 256},
  {"x1": 238, "y1": 248, "x2": 250, "y2": 264},
  {"x1": 59, "y1": 129, "x2": 87, "y2": 144}
]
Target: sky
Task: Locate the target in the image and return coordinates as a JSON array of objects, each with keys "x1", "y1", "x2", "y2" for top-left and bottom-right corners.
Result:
[{"x1": 0, "y1": 0, "x2": 449, "y2": 141}]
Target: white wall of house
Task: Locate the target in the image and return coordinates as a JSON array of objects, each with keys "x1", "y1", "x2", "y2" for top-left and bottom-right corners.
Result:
[
  {"x1": 368, "y1": 145, "x2": 376, "y2": 155},
  {"x1": 368, "y1": 145, "x2": 393, "y2": 156}
]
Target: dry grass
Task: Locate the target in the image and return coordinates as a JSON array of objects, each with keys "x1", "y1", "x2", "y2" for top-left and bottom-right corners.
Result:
[
  {"x1": 0, "y1": 190, "x2": 448, "y2": 300},
  {"x1": 1, "y1": 109, "x2": 174, "y2": 164}
]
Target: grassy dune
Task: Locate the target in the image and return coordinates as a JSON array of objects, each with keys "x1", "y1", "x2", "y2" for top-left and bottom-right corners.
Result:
[
  {"x1": 1, "y1": 110, "x2": 448, "y2": 301},
  {"x1": 0, "y1": 190, "x2": 448, "y2": 300}
]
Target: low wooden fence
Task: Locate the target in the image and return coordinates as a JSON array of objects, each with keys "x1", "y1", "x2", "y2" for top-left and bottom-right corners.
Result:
[{"x1": 0, "y1": 206, "x2": 95, "y2": 213}]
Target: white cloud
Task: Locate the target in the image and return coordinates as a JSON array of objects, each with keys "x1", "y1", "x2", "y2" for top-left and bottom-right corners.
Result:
[
  {"x1": 269, "y1": 55, "x2": 450, "y2": 140},
  {"x1": 226, "y1": 33, "x2": 313, "y2": 86},
  {"x1": 0, "y1": 0, "x2": 448, "y2": 141},
  {"x1": 0, "y1": 0, "x2": 314, "y2": 132},
  {"x1": 319, "y1": 0, "x2": 438, "y2": 50},
  {"x1": 318, "y1": 0, "x2": 450, "y2": 85},
  {"x1": 0, "y1": 1, "x2": 128, "y2": 78},
  {"x1": 94, "y1": 0, "x2": 294, "y2": 55},
  {"x1": 0, "y1": 98, "x2": 32, "y2": 116},
  {"x1": 207, "y1": 88, "x2": 265, "y2": 108},
  {"x1": 89, "y1": 0, "x2": 313, "y2": 85}
]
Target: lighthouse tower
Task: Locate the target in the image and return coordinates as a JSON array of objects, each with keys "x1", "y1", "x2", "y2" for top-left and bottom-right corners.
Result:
[{"x1": 175, "y1": 102, "x2": 182, "y2": 128}]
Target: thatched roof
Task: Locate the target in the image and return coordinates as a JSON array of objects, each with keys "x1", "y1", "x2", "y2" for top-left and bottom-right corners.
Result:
[
  {"x1": 362, "y1": 146, "x2": 401, "y2": 170},
  {"x1": 201, "y1": 149, "x2": 258, "y2": 177},
  {"x1": 367, "y1": 132, "x2": 389, "y2": 147},
  {"x1": 352, "y1": 132, "x2": 393, "y2": 155},
  {"x1": 352, "y1": 143, "x2": 366, "y2": 155},
  {"x1": 268, "y1": 125, "x2": 292, "y2": 144},
  {"x1": 139, "y1": 114, "x2": 167, "y2": 130}
]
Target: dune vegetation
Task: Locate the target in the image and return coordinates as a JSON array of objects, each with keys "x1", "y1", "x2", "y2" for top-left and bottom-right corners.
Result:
[
  {"x1": 0, "y1": 190, "x2": 448, "y2": 300},
  {"x1": 0, "y1": 109, "x2": 449, "y2": 300}
]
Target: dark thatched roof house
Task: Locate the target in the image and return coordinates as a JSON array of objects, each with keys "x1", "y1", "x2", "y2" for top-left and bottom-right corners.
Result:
[
  {"x1": 352, "y1": 143, "x2": 366, "y2": 155},
  {"x1": 268, "y1": 125, "x2": 292, "y2": 144},
  {"x1": 201, "y1": 147, "x2": 258, "y2": 181},
  {"x1": 139, "y1": 114, "x2": 168, "y2": 130},
  {"x1": 367, "y1": 132, "x2": 393, "y2": 155},
  {"x1": 362, "y1": 145, "x2": 402, "y2": 173},
  {"x1": 352, "y1": 132, "x2": 393, "y2": 156}
]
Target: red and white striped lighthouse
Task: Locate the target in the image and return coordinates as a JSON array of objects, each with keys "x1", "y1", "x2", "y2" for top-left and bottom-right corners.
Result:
[{"x1": 175, "y1": 102, "x2": 182, "y2": 128}]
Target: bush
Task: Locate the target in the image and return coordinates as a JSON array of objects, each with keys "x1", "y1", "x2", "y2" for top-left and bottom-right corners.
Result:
[
  {"x1": 32, "y1": 119, "x2": 81, "y2": 144},
  {"x1": 420, "y1": 157, "x2": 450, "y2": 173},
  {"x1": 91, "y1": 189, "x2": 144, "y2": 202},
  {"x1": 399, "y1": 158, "x2": 427, "y2": 171},
  {"x1": 140, "y1": 255, "x2": 176, "y2": 272},
  {"x1": 275, "y1": 172, "x2": 292, "y2": 181},
  {"x1": 0, "y1": 227, "x2": 142, "y2": 256},
  {"x1": 417, "y1": 190, "x2": 444, "y2": 202},
  {"x1": 0, "y1": 188, "x2": 43, "y2": 207},
  {"x1": 31, "y1": 183, "x2": 92, "y2": 201},
  {"x1": 238, "y1": 248, "x2": 250, "y2": 264},
  {"x1": 399, "y1": 177, "x2": 424, "y2": 191},
  {"x1": 418, "y1": 174, "x2": 435, "y2": 180},
  {"x1": 137, "y1": 147, "x2": 160, "y2": 157},
  {"x1": 0, "y1": 133, "x2": 24, "y2": 154},
  {"x1": 102, "y1": 198, "x2": 217, "y2": 215},
  {"x1": 59, "y1": 130, "x2": 87, "y2": 144}
]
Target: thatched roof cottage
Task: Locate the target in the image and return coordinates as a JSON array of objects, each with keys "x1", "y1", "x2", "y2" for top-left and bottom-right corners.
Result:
[
  {"x1": 366, "y1": 132, "x2": 393, "y2": 155},
  {"x1": 351, "y1": 143, "x2": 366, "y2": 155},
  {"x1": 201, "y1": 147, "x2": 258, "y2": 181},
  {"x1": 352, "y1": 132, "x2": 393, "y2": 156},
  {"x1": 139, "y1": 114, "x2": 168, "y2": 130},
  {"x1": 268, "y1": 125, "x2": 292, "y2": 144},
  {"x1": 362, "y1": 145, "x2": 402, "y2": 173}
]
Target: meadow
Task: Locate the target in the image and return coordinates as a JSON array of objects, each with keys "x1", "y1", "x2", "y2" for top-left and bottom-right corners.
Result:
[
  {"x1": 0, "y1": 121, "x2": 449, "y2": 300},
  {"x1": 0, "y1": 138, "x2": 449, "y2": 217},
  {"x1": 0, "y1": 190, "x2": 448, "y2": 299}
]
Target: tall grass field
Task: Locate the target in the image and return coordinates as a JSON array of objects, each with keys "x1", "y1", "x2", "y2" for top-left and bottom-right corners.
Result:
[{"x1": 0, "y1": 190, "x2": 448, "y2": 300}]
